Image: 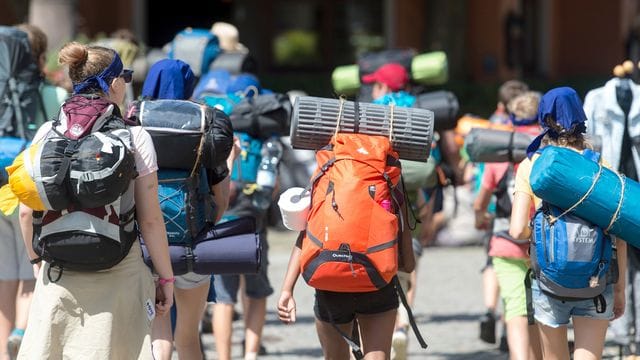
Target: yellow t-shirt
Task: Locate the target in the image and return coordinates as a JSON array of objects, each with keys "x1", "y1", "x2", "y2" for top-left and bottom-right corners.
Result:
[{"x1": 513, "y1": 147, "x2": 611, "y2": 209}]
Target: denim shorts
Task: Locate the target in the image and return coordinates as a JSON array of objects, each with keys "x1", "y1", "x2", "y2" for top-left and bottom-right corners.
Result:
[{"x1": 531, "y1": 280, "x2": 614, "y2": 328}]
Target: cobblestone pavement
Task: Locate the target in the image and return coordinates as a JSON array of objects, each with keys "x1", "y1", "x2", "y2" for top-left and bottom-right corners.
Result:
[{"x1": 190, "y1": 229, "x2": 623, "y2": 359}]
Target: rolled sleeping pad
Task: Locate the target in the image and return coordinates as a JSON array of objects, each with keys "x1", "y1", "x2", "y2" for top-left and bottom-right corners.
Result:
[
  {"x1": 290, "y1": 96, "x2": 434, "y2": 162},
  {"x1": 465, "y1": 128, "x2": 534, "y2": 163},
  {"x1": 411, "y1": 51, "x2": 448, "y2": 85},
  {"x1": 331, "y1": 64, "x2": 360, "y2": 96},
  {"x1": 133, "y1": 99, "x2": 234, "y2": 171},
  {"x1": 358, "y1": 48, "x2": 415, "y2": 77},
  {"x1": 332, "y1": 51, "x2": 449, "y2": 95},
  {"x1": 414, "y1": 91, "x2": 459, "y2": 131},
  {"x1": 209, "y1": 51, "x2": 258, "y2": 75},
  {"x1": 140, "y1": 216, "x2": 262, "y2": 275},
  {"x1": 530, "y1": 146, "x2": 640, "y2": 246},
  {"x1": 454, "y1": 115, "x2": 513, "y2": 147}
]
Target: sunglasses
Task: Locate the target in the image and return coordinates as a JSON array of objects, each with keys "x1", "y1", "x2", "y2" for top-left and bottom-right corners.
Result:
[{"x1": 119, "y1": 69, "x2": 133, "y2": 83}]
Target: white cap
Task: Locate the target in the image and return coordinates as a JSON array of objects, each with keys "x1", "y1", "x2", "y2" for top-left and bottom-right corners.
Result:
[{"x1": 211, "y1": 22, "x2": 248, "y2": 53}]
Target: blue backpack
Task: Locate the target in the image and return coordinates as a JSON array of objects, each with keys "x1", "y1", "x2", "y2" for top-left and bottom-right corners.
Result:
[
  {"x1": 529, "y1": 149, "x2": 616, "y2": 301},
  {"x1": 231, "y1": 132, "x2": 263, "y2": 184},
  {"x1": 168, "y1": 28, "x2": 220, "y2": 77},
  {"x1": 193, "y1": 69, "x2": 233, "y2": 99},
  {"x1": 157, "y1": 168, "x2": 215, "y2": 245}
]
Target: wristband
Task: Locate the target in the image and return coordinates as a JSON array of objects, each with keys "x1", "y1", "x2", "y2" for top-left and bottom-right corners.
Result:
[
  {"x1": 158, "y1": 277, "x2": 175, "y2": 286},
  {"x1": 30, "y1": 257, "x2": 42, "y2": 265}
]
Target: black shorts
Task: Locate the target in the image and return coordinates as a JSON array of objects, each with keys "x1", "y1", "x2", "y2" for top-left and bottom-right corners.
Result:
[{"x1": 314, "y1": 281, "x2": 399, "y2": 324}]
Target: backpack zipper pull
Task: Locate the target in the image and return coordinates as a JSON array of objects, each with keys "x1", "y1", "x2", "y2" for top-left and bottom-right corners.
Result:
[
  {"x1": 346, "y1": 247, "x2": 356, "y2": 278},
  {"x1": 331, "y1": 189, "x2": 344, "y2": 220},
  {"x1": 589, "y1": 261, "x2": 606, "y2": 288}
]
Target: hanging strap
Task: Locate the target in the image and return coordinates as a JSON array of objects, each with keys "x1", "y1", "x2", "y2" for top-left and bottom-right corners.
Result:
[
  {"x1": 319, "y1": 291, "x2": 364, "y2": 359},
  {"x1": 394, "y1": 276, "x2": 428, "y2": 349},
  {"x1": 524, "y1": 268, "x2": 535, "y2": 325},
  {"x1": 334, "y1": 96, "x2": 346, "y2": 137},
  {"x1": 605, "y1": 171, "x2": 626, "y2": 234},
  {"x1": 354, "y1": 99, "x2": 360, "y2": 134},
  {"x1": 507, "y1": 131, "x2": 516, "y2": 163}
]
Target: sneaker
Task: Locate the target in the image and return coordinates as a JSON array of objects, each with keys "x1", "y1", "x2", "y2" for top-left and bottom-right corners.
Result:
[
  {"x1": 241, "y1": 340, "x2": 267, "y2": 356},
  {"x1": 391, "y1": 329, "x2": 408, "y2": 360},
  {"x1": 498, "y1": 335, "x2": 509, "y2": 353},
  {"x1": 620, "y1": 344, "x2": 633, "y2": 359},
  {"x1": 7, "y1": 328, "x2": 24, "y2": 360},
  {"x1": 479, "y1": 311, "x2": 496, "y2": 344}
]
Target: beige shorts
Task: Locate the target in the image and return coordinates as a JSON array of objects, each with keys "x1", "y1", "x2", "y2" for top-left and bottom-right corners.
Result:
[{"x1": 0, "y1": 213, "x2": 34, "y2": 281}]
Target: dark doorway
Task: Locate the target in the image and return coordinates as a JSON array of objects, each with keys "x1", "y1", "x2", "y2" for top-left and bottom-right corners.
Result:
[{"x1": 147, "y1": 0, "x2": 233, "y2": 47}]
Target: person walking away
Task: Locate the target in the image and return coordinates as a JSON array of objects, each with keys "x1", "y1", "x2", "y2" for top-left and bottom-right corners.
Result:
[
  {"x1": 278, "y1": 102, "x2": 421, "y2": 358},
  {"x1": 0, "y1": 23, "x2": 67, "y2": 360},
  {"x1": 140, "y1": 59, "x2": 238, "y2": 360},
  {"x1": 474, "y1": 91, "x2": 542, "y2": 359},
  {"x1": 15, "y1": 42, "x2": 174, "y2": 359},
  {"x1": 477, "y1": 79, "x2": 529, "y2": 349},
  {"x1": 510, "y1": 87, "x2": 627, "y2": 360},
  {"x1": 212, "y1": 74, "x2": 277, "y2": 360},
  {"x1": 584, "y1": 73, "x2": 640, "y2": 358}
]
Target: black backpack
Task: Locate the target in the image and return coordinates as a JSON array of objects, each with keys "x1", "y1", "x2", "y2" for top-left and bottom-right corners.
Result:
[
  {"x1": 0, "y1": 26, "x2": 46, "y2": 185},
  {"x1": 0, "y1": 26, "x2": 45, "y2": 140}
]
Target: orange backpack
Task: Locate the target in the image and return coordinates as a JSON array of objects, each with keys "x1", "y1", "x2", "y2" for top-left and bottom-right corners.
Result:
[{"x1": 300, "y1": 132, "x2": 402, "y2": 292}]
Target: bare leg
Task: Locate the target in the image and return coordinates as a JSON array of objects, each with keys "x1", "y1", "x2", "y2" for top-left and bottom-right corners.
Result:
[
  {"x1": 174, "y1": 282, "x2": 209, "y2": 360},
  {"x1": 537, "y1": 323, "x2": 569, "y2": 360},
  {"x1": 358, "y1": 309, "x2": 397, "y2": 360},
  {"x1": 315, "y1": 318, "x2": 353, "y2": 360},
  {"x1": 151, "y1": 308, "x2": 173, "y2": 360},
  {"x1": 572, "y1": 317, "x2": 609, "y2": 360},
  {"x1": 213, "y1": 303, "x2": 234, "y2": 360},
  {"x1": 244, "y1": 296, "x2": 267, "y2": 358},
  {"x1": 505, "y1": 316, "x2": 535, "y2": 360},
  {"x1": 0, "y1": 280, "x2": 18, "y2": 360},
  {"x1": 13, "y1": 280, "x2": 34, "y2": 330},
  {"x1": 528, "y1": 323, "x2": 542, "y2": 360},
  {"x1": 482, "y1": 266, "x2": 499, "y2": 312}
]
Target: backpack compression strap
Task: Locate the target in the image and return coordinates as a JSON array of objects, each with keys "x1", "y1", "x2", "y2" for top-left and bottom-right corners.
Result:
[{"x1": 394, "y1": 276, "x2": 428, "y2": 349}]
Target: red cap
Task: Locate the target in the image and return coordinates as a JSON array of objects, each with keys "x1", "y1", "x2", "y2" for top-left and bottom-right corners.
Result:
[{"x1": 361, "y1": 63, "x2": 409, "y2": 91}]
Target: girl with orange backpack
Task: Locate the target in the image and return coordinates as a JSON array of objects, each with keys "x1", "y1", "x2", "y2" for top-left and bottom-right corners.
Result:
[{"x1": 277, "y1": 107, "x2": 423, "y2": 359}]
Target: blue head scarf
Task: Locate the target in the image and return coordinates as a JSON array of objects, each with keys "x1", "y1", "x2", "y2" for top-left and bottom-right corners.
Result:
[
  {"x1": 73, "y1": 51, "x2": 123, "y2": 95},
  {"x1": 141, "y1": 59, "x2": 196, "y2": 100},
  {"x1": 526, "y1": 87, "x2": 587, "y2": 157}
]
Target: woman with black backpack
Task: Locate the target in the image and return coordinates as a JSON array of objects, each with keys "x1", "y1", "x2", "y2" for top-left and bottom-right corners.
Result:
[
  {"x1": 509, "y1": 87, "x2": 627, "y2": 359},
  {"x1": 16, "y1": 42, "x2": 174, "y2": 359}
]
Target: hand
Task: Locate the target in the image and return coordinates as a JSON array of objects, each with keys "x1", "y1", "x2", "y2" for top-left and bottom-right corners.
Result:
[
  {"x1": 277, "y1": 290, "x2": 297, "y2": 324},
  {"x1": 155, "y1": 282, "x2": 174, "y2": 317},
  {"x1": 32, "y1": 262, "x2": 41, "y2": 278},
  {"x1": 474, "y1": 211, "x2": 492, "y2": 230},
  {"x1": 613, "y1": 287, "x2": 626, "y2": 320}
]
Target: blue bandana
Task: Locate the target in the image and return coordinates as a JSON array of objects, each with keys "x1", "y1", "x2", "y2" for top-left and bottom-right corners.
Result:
[
  {"x1": 73, "y1": 52, "x2": 123, "y2": 95},
  {"x1": 526, "y1": 87, "x2": 587, "y2": 157},
  {"x1": 509, "y1": 112, "x2": 537, "y2": 126},
  {"x1": 141, "y1": 59, "x2": 196, "y2": 100}
]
